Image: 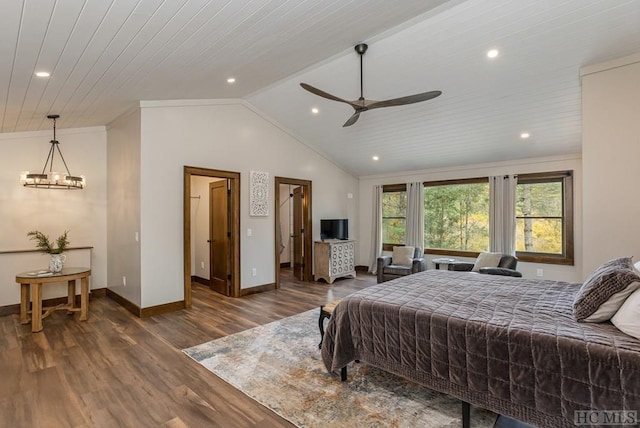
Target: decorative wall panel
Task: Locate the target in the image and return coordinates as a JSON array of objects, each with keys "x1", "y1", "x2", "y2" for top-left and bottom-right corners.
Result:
[{"x1": 250, "y1": 171, "x2": 269, "y2": 216}]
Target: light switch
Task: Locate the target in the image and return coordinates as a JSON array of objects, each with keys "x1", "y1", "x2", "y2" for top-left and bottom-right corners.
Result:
[{"x1": 247, "y1": 228, "x2": 252, "y2": 237}]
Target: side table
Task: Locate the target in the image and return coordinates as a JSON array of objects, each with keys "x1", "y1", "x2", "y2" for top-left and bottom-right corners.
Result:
[
  {"x1": 16, "y1": 267, "x2": 91, "y2": 333},
  {"x1": 432, "y1": 257, "x2": 458, "y2": 270}
]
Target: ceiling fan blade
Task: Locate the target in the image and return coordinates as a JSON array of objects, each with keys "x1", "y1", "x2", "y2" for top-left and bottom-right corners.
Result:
[
  {"x1": 343, "y1": 111, "x2": 360, "y2": 127},
  {"x1": 368, "y1": 90, "x2": 442, "y2": 109},
  {"x1": 300, "y1": 83, "x2": 352, "y2": 104}
]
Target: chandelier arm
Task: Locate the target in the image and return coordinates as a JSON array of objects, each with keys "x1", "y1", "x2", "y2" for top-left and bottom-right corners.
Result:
[
  {"x1": 41, "y1": 143, "x2": 57, "y2": 175},
  {"x1": 54, "y1": 142, "x2": 73, "y2": 176}
]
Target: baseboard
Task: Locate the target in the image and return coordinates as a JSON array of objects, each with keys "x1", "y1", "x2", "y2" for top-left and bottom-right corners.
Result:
[
  {"x1": 192, "y1": 275, "x2": 211, "y2": 286},
  {"x1": 240, "y1": 282, "x2": 276, "y2": 296},
  {"x1": 106, "y1": 289, "x2": 185, "y2": 318},
  {"x1": 106, "y1": 289, "x2": 141, "y2": 317},
  {"x1": 140, "y1": 301, "x2": 185, "y2": 318},
  {"x1": 0, "y1": 288, "x2": 107, "y2": 317}
]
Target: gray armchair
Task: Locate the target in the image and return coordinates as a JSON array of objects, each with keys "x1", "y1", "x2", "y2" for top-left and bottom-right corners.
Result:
[
  {"x1": 377, "y1": 247, "x2": 427, "y2": 283},
  {"x1": 448, "y1": 254, "x2": 522, "y2": 277}
]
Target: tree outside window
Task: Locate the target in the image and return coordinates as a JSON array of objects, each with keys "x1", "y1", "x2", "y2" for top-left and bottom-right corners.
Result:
[
  {"x1": 424, "y1": 180, "x2": 489, "y2": 253},
  {"x1": 515, "y1": 172, "x2": 573, "y2": 264},
  {"x1": 382, "y1": 186, "x2": 407, "y2": 247}
]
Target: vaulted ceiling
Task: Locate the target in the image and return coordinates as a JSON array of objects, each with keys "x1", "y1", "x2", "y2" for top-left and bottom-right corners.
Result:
[{"x1": 2, "y1": 0, "x2": 640, "y2": 176}]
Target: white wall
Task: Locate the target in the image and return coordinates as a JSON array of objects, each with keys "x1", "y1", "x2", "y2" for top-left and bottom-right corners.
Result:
[
  {"x1": 582, "y1": 54, "x2": 640, "y2": 277},
  {"x1": 0, "y1": 126, "x2": 107, "y2": 306},
  {"x1": 106, "y1": 109, "x2": 141, "y2": 306},
  {"x1": 358, "y1": 154, "x2": 583, "y2": 282},
  {"x1": 139, "y1": 99, "x2": 358, "y2": 307}
]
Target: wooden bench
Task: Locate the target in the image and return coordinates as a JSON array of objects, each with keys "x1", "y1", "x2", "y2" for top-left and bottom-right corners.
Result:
[{"x1": 318, "y1": 299, "x2": 342, "y2": 349}]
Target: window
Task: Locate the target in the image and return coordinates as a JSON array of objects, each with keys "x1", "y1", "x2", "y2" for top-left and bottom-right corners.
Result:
[
  {"x1": 424, "y1": 179, "x2": 489, "y2": 256},
  {"x1": 382, "y1": 184, "x2": 406, "y2": 249},
  {"x1": 379, "y1": 170, "x2": 574, "y2": 265},
  {"x1": 515, "y1": 171, "x2": 573, "y2": 264}
]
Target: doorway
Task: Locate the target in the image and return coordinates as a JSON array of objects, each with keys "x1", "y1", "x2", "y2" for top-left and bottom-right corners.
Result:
[
  {"x1": 274, "y1": 177, "x2": 312, "y2": 287},
  {"x1": 184, "y1": 166, "x2": 241, "y2": 308}
]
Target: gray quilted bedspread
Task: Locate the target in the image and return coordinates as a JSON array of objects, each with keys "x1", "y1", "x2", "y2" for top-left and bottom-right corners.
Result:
[{"x1": 321, "y1": 270, "x2": 640, "y2": 427}]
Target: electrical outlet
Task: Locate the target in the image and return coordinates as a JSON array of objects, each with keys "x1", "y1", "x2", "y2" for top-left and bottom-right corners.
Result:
[
  {"x1": 247, "y1": 228, "x2": 252, "y2": 237},
  {"x1": 201, "y1": 261, "x2": 205, "y2": 269},
  {"x1": 252, "y1": 268, "x2": 257, "y2": 276},
  {"x1": 122, "y1": 276, "x2": 127, "y2": 286},
  {"x1": 536, "y1": 269, "x2": 543, "y2": 277}
]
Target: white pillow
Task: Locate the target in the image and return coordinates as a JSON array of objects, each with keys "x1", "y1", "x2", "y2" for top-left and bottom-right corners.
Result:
[
  {"x1": 392, "y1": 246, "x2": 415, "y2": 266},
  {"x1": 583, "y1": 281, "x2": 640, "y2": 322},
  {"x1": 611, "y1": 287, "x2": 640, "y2": 340},
  {"x1": 472, "y1": 252, "x2": 502, "y2": 272}
]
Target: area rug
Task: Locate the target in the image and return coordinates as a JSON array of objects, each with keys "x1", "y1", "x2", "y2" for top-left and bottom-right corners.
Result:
[{"x1": 183, "y1": 309, "x2": 497, "y2": 428}]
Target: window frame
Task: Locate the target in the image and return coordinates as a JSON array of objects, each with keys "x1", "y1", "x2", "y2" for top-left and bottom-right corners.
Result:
[
  {"x1": 423, "y1": 177, "x2": 489, "y2": 258},
  {"x1": 381, "y1": 184, "x2": 407, "y2": 251},
  {"x1": 515, "y1": 171, "x2": 574, "y2": 265},
  {"x1": 379, "y1": 171, "x2": 574, "y2": 265}
]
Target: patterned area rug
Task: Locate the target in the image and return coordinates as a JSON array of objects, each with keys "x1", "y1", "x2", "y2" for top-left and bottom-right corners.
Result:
[{"x1": 183, "y1": 309, "x2": 497, "y2": 428}]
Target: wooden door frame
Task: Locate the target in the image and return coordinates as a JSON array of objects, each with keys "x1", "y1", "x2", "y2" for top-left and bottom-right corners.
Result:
[
  {"x1": 274, "y1": 177, "x2": 312, "y2": 288},
  {"x1": 184, "y1": 166, "x2": 241, "y2": 308}
]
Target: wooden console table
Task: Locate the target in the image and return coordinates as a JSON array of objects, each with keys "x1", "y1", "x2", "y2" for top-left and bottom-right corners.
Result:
[{"x1": 16, "y1": 267, "x2": 91, "y2": 333}]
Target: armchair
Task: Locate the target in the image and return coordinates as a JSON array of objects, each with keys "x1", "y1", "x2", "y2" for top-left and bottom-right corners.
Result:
[
  {"x1": 377, "y1": 246, "x2": 427, "y2": 283},
  {"x1": 448, "y1": 253, "x2": 522, "y2": 277}
]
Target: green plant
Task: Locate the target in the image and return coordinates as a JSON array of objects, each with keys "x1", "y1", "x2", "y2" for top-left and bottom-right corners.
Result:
[{"x1": 27, "y1": 230, "x2": 70, "y2": 254}]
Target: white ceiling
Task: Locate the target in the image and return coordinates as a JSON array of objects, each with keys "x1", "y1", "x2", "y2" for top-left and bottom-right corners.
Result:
[{"x1": 2, "y1": 0, "x2": 640, "y2": 177}]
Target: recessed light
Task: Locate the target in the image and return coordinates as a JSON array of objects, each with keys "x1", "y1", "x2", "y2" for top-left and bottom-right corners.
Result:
[
  {"x1": 487, "y1": 49, "x2": 499, "y2": 59},
  {"x1": 520, "y1": 132, "x2": 530, "y2": 139},
  {"x1": 35, "y1": 71, "x2": 50, "y2": 77},
  {"x1": 226, "y1": 77, "x2": 236, "y2": 84},
  {"x1": 311, "y1": 107, "x2": 319, "y2": 114},
  {"x1": 372, "y1": 155, "x2": 379, "y2": 161}
]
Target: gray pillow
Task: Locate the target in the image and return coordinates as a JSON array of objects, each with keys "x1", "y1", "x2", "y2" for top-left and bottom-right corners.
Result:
[{"x1": 574, "y1": 261, "x2": 640, "y2": 321}]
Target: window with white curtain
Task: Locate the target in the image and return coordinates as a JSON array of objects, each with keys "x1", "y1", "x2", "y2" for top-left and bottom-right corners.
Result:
[{"x1": 378, "y1": 171, "x2": 574, "y2": 265}]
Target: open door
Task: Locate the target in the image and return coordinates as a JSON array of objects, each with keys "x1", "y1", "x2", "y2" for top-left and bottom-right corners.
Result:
[
  {"x1": 292, "y1": 186, "x2": 304, "y2": 280},
  {"x1": 274, "y1": 177, "x2": 312, "y2": 288},
  {"x1": 209, "y1": 180, "x2": 230, "y2": 296}
]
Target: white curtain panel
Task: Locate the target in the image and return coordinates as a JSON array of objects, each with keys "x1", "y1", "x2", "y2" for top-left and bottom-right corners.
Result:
[
  {"x1": 368, "y1": 185, "x2": 383, "y2": 273},
  {"x1": 405, "y1": 182, "x2": 425, "y2": 249},
  {"x1": 489, "y1": 175, "x2": 517, "y2": 255}
]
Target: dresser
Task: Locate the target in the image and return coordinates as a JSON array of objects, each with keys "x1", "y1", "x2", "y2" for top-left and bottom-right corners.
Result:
[{"x1": 314, "y1": 240, "x2": 356, "y2": 284}]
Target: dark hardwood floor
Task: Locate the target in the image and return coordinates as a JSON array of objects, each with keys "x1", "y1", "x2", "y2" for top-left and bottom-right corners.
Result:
[{"x1": 0, "y1": 269, "x2": 375, "y2": 427}]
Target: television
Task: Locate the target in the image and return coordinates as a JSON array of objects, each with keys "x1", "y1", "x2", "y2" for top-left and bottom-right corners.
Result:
[{"x1": 320, "y1": 219, "x2": 348, "y2": 240}]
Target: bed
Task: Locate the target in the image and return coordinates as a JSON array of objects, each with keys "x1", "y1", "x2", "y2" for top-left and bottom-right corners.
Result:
[{"x1": 321, "y1": 270, "x2": 640, "y2": 427}]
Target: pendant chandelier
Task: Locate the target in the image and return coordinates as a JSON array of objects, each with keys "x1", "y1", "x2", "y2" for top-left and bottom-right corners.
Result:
[{"x1": 20, "y1": 114, "x2": 85, "y2": 190}]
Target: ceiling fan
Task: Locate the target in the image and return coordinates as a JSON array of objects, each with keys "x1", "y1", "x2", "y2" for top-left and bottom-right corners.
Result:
[{"x1": 300, "y1": 43, "x2": 442, "y2": 127}]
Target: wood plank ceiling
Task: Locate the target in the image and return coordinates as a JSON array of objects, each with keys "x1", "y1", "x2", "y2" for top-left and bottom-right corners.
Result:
[{"x1": 1, "y1": 0, "x2": 640, "y2": 176}]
